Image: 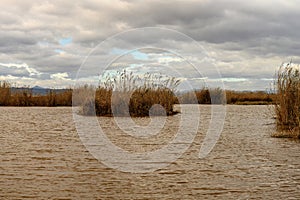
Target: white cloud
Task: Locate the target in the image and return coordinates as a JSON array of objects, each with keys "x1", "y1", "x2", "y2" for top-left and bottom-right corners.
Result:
[
  {"x1": 50, "y1": 72, "x2": 69, "y2": 80},
  {"x1": 157, "y1": 56, "x2": 183, "y2": 64},
  {"x1": 0, "y1": 62, "x2": 41, "y2": 76},
  {"x1": 0, "y1": 0, "x2": 299, "y2": 90}
]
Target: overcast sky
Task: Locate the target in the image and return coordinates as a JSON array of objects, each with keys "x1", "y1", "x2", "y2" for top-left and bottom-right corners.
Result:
[{"x1": 0, "y1": 0, "x2": 299, "y2": 90}]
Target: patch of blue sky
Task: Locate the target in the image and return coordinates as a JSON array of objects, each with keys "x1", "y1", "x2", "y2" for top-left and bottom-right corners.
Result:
[
  {"x1": 131, "y1": 51, "x2": 148, "y2": 60},
  {"x1": 111, "y1": 48, "x2": 128, "y2": 55},
  {"x1": 59, "y1": 37, "x2": 72, "y2": 46},
  {"x1": 110, "y1": 48, "x2": 149, "y2": 60},
  {"x1": 54, "y1": 49, "x2": 65, "y2": 54}
]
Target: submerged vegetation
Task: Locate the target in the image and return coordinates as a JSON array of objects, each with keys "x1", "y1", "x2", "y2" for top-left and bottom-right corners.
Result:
[{"x1": 273, "y1": 62, "x2": 300, "y2": 139}]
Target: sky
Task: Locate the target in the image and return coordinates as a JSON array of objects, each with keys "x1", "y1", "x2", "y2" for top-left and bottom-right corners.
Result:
[{"x1": 0, "y1": 0, "x2": 299, "y2": 90}]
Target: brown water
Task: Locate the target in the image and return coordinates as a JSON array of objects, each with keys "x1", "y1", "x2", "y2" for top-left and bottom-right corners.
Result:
[{"x1": 1, "y1": 105, "x2": 300, "y2": 199}]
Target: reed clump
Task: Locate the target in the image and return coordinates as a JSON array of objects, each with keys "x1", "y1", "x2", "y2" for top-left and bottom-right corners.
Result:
[
  {"x1": 0, "y1": 81, "x2": 72, "y2": 106},
  {"x1": 179, "y1": 88, "x2": 273, "y2": 105},
  {"x1": 180, "y1": 88, "x2": 226, "y2": 104},
  {"x1": 81, "y1": 70, "x2": 180, "y2": 117},
  {"x1": 273, "y1": 62, "x2": 300, "y2": 139},
  {"x1": 226, "y1": 90, "x2": 274, "y2": 105},
  {"x1": 0, "y1": 81, "x2": 11, "y2": 106}
]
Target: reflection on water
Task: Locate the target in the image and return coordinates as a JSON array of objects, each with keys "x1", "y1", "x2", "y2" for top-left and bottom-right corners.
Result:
[{"x1": 1, "y1": 105, "x2": 300, "y2": 199}]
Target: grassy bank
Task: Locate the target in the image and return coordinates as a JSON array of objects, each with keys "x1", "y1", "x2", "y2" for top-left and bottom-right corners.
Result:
[{"x1": 273, "y1": 62, "x2": 300, "y2": 139}]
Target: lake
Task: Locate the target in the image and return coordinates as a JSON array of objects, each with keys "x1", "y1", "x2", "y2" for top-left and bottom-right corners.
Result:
[{"x1": 1, "y1": 105, "x2": 300, "y2": 199}]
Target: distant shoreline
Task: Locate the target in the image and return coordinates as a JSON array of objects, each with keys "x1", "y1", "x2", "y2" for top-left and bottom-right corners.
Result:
[{"x1": 0, "y1": 83, "x2": 276, "y2": 107}]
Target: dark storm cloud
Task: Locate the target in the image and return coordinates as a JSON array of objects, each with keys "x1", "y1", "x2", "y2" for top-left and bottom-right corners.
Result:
[{"x1": 0, "y1": 0, "x2": 299, "y2": 89}]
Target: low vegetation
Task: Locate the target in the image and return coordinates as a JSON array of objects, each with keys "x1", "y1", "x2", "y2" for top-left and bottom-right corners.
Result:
[
  {"x1": 1, "y1": 76, "x2": 276, "y2": 113},
  {"x1": 273, "y1": 62, "x2": 300, "y2": 139},
  {"x1": 2, "y1": 63, "x2": 300, "y2": 138},
  {"x1": 79, "y1": 70, "x2": 180, "y2": 117},
  {"x1": 179, "y1": 88, "x2": 275, "y2": 105},
  {"x1": 226, "y1": 90, "x2": 275, "y2": 105},
  {"x1": 179, "y1": 88, "x2": 226, "y2": 104},
  {"x1": 0, "y1": 81, "x2": 72, "y2": 106}
]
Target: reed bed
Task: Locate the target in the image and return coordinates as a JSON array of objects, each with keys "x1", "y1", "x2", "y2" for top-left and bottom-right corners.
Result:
[
  {"x1": 1, "y1": 79, "x2": 275, "y2": 109},
  {"x1": 273, "y1": 62, "x2": 300, "y2": 139},
  {"x1": 226, "y1": 90, "x2": 274, "y2": 105},
  {"x1": 0, "y1": 81, "x2": 72, "y2": 106},
  {"x1": 179, "y1": 88, "x2": 226, "y2": 104},
  {"x1": 80, "y1": 70, "x2": 180, "y2": 117},
  {"x1": 179, "y1": 88, "x2": 274, "y2": 105}
]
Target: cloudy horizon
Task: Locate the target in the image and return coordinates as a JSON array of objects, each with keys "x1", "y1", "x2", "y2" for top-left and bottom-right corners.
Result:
[{"x1": 0, "y1": 0, "x2": 299, "y2": 91}]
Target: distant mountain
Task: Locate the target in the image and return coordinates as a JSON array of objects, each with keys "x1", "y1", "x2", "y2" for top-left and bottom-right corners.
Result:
[
  {"x1": 32, "y1": 85, "x2": 45, "y2": 90},
  {"x1": 31, "y1": 86, "x2": 50, "y2": 95},
  {"x1": 11, "y1": 86, "x2": 69, "y2": 96}
]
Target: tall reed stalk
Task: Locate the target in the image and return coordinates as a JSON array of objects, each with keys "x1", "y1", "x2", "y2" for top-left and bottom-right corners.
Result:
[
  {"x1": 81, "y1": 70, "x2": 180, "y2": 117},
  {"x1": 0, "y1": 81, "x2": 11, "y2": 106},
  {"x1": 274, "y1": 62, "x2": 300, "y2": 138}
]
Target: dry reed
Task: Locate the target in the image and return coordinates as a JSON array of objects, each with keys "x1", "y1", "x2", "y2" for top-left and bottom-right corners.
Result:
[
  {"x1": 0, "y1": 81, "x2": 72, "y2": 107},
  {"x1": 80, "y1": 70, "x2": 180, "y2": 117},
  {"x1": 273, "y1": 62, "x2": 300, "y2": 139}
]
